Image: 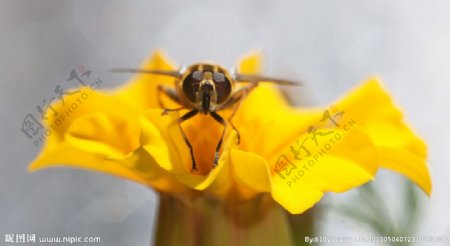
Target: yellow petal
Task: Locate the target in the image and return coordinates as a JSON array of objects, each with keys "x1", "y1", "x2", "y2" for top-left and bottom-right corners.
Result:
[
  {"x1": 139, "y1": 109, "x2": 233, "y2": 193},
  {"x1": 28, "y1": 142, "x2": 148, "y2": 185},
  {"x1": 229, "y1": 148, "x2": 272, "y2": 199},
  {"x1": 272, "y1": 183, "x2": 323, "y2": 215},
  {"x1": 139, "y1": 109, "x2": 185, "y2": 172},
  {"x1": 115, "y1": 50, "x2": 179, "y2": 111},
  {"x1": 238, "y1": 51, "x2": 263, "y2": 74},
  {"x1": 140, "y1": 109, "x2": 224, "y2": 175},
  {"x1": 42, "y1": 87, "x2": 135, "y2": 143},
  {"x1": 335, "y1": 78, "x2": 432, "y2": 195},
  {"x1": 119, "y1": 147, "x2": 192, "y2": 195},
  {"x1": 65, "y1": 111, "x2": 140, "y2": 158},
  {"x1": 233, "y1": 85, "x2": 323, "y2": 161},
  {"x1": 189, "y1": 133, "x2": 272, "y2": 201},
  {"x1": 270, "y1": 127, "x2": 377, "y2": 214},
  {"x1": 29, "y1": 88, "x2": 143, "y2": 176},
  {"x1": 29, "y1": 141, "x2": 188, "y2": 195},
  {"x1": 140, "y1": 109, "x2": 272, "y2": 200}
]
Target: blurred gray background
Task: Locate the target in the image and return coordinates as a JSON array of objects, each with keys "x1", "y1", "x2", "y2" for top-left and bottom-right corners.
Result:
[{"x1": 1, "y1": 0, "x2": 449, "y2": 245}]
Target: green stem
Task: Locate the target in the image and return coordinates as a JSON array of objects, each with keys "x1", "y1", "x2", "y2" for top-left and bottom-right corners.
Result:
[{"x1": 154, "y1": 193, "x2": 304, "y2": 246}]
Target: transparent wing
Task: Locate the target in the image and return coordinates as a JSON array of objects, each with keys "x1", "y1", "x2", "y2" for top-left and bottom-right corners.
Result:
[
  {"x1": 111, "y1": 68, "x2": 181, "y2": 78},
  {"x1": 234, "y1": 73, "x2": 301, "y2": 86}
]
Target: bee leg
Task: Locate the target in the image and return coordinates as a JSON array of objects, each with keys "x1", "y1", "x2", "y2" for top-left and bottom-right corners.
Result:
[
  {"x1": 178, "y1": 110, "x2": 199, "y2": 171},
  {"x1": 161, "y1": 107, "x2": 185, "y2": 116},
  {"x1": 210, "y1": 112, "x2": 227, "y2": 167},
  {"x1": 227, "y1": 97, "x2": 244, "y2": 144},
  {"x1": 157, "y1": 85, "x2": 183, "y2": 115},
  {"x1": 217, "y1": 84, "x2": 258, "y2": 144}
]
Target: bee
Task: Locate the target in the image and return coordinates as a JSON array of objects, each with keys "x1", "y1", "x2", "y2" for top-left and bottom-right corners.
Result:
[{"x1": 113, "y1": 63, "x2": 299, "y2": 171}]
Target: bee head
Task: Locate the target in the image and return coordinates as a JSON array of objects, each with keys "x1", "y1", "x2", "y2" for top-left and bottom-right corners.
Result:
[{"x1": 181, "y1": 64, "x2": 232, "y2": 113}]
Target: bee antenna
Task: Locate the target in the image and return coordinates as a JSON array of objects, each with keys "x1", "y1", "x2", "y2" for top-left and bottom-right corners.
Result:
[{"x1": 111, "y1": 68, "x2": 180, "y2": 78}]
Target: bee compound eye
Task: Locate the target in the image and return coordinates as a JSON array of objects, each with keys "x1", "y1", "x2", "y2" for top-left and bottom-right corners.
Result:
[
  {"x1": 213, "y1": 72, "x2": 225, "y2": 83},
  {"x1": 182, "y1": 71, "x2": 202, "y2": 102},
  {"x1": 192, "y1": 71, "x2": 203, "y2": 81},
  {"x1": 214, "y1": 75, "x2": 232, "y2": 104}
]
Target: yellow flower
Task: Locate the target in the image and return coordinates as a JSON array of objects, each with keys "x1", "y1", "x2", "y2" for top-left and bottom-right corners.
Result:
[{"x1": 29, "y1": 51, "x2": 431, "y2": 216}]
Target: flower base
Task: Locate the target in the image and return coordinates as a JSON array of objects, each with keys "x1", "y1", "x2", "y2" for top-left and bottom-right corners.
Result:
[{"x1": 154, "y1": 193, "x2": 299, "y2": 246}]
